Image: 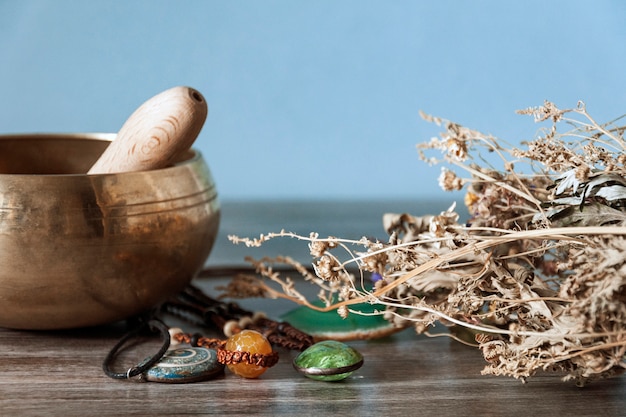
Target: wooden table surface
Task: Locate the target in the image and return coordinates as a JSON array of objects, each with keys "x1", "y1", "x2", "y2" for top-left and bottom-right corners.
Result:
[{"x1": 2, "y1": 200, "x2": 625, "y2": 416}]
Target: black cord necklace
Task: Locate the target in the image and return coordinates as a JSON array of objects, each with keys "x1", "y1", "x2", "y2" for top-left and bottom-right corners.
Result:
[{"x1": 102, "y1": 284, "x2": 316, "y2": 383}]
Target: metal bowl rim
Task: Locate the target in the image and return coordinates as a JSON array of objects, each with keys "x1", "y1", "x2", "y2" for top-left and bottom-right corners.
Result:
[{"x1": 0, "y1": 132, "x2": 203, "y2": 177}]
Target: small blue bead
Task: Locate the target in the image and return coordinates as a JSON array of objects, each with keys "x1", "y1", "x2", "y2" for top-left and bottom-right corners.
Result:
[{"x1": 370, "y1": 272, "x2": 383, "y2": 283}]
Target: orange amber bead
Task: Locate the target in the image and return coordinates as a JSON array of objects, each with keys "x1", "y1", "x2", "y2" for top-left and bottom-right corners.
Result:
[{"x1": 225, "y1": 330, "x2": 273, "y2": 379}]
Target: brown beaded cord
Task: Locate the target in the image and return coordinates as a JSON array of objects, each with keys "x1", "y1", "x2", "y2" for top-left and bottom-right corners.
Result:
[
  {"x1": 162, "y1": 284, "x2": 314, "y2": 351},
  {"x1": 170, "y1": 330, "x2": 280, "y2": 368},
  {"x1": 104, "y1": 284, "x2": 313, "y2": 382},
  {"x1": 252, "y1": 318, "x2": 313, "y2": 351},
  {"x1": 218, "y1": 349, "x2": 279, "y2": 368},
  {"x1": 103, "y1": 323, "x2": 280, "y2": 382}
]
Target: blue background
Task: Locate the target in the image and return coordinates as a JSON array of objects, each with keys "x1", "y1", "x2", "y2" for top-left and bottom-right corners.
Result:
[{"x1": 1, "y1": 1, "x2": 625, "y2": 201}]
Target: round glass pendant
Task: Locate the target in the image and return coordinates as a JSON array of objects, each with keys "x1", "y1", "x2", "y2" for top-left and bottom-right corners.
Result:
[{"x1": 293, "y1": 340, "x2": 364, "y2": 381}]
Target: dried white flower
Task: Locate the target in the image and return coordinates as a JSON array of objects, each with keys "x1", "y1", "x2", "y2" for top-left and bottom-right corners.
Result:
[{"x1": 438, "y1": 167, "x2": 464, "y2": 191}]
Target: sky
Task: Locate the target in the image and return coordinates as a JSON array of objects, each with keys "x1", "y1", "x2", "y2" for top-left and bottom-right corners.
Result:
[{"x1": 1, "y1": 1, "x2": 625, "y2": 201}]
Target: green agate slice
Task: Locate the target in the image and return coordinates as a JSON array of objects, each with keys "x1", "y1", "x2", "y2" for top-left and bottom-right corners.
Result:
[{"x1": 280, "y1": 300, "x2": 399, "y2": 341}]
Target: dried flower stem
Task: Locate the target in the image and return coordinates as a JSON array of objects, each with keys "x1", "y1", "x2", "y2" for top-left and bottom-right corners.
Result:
[
  {"x1": 227, "y1": 102, "x2": 626, "y2": 385},
  {"x1": 289, "y1": 226, "x2": 624, "y2": 313}
]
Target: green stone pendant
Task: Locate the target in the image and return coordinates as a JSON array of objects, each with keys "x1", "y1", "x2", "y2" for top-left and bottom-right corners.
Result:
[
  {"x1": 143, "y1": 347, "x2": 224, "y2": 383},
  {"x1": 293, "y1": 340, "x2": 363, "y2": 382}
]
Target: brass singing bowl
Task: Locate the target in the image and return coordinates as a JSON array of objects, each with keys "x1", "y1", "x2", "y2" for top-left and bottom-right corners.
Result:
[{"x1": 0, "y1": 133, "x2": 220, "y2": 330}]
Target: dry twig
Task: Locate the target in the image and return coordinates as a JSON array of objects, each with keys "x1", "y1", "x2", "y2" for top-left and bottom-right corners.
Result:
[{"x1": 226, "y1": 101, "x2": 626, "y2": 386}]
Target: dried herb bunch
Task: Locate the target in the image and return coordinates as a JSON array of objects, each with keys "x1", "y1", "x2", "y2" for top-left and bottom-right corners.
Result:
[{"x1": 227, "y1": 101, "x2": 626, "y2": 385}]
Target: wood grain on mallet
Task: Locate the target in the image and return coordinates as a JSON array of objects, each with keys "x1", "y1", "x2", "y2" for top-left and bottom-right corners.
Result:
[{"x1": 88, "y1": 86, "x2": 208, "y2": 174}]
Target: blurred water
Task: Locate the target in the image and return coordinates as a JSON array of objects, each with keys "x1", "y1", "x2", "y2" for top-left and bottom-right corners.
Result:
[{"x1": 206, "y1": 199, "x2": 463, "y2": 267}]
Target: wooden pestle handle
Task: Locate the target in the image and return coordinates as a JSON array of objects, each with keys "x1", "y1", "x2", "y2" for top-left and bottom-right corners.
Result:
[{"x1": 88, "y1": 86, "x2": 208, "y2": 174}]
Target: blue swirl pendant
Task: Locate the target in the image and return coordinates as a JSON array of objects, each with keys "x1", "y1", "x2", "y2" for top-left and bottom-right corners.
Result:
[{"x1": 143, "y1": 347, "x2": 224, "y2": 383}]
